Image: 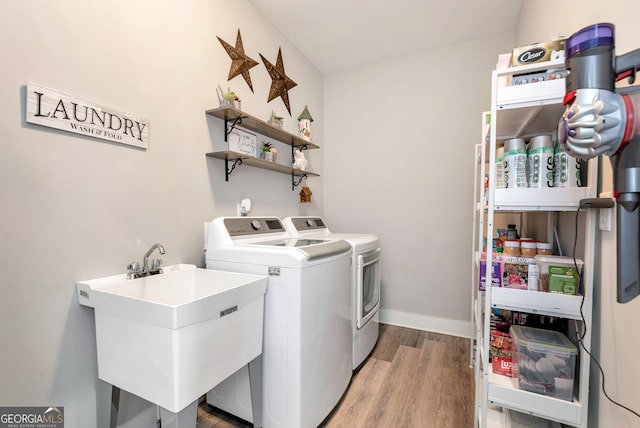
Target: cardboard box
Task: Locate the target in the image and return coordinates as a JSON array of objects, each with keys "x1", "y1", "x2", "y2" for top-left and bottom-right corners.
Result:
[
  {"x1": 511, "y1": 38, "x2": 566, "y2": 67},
  {"x1": 503, "y1": 260, "x2": 530, "y2": 289},
  {"x1": 501, "y1": 255, "x2": 536, "y2": 289},
  {"x1": 479, "y1": 253, "x2": 537, "y2": 290},
  {"x1": 490, "y1": 328, "x2": 513, "y2": 376},
  {"x1": 492, "y1": 353, "x2": 513, "y2": 377},
  {"x1": 479, "y1": 260, "x2": 502, "y2": 291}
]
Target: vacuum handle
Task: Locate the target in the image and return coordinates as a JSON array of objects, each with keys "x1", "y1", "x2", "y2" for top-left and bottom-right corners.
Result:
[{"x1": 615, "y1": 48, "x2": 640, "y2": 81}]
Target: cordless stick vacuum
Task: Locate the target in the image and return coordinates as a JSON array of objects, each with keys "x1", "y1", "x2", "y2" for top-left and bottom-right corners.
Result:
[{"x1": 559, "y1": 23, "x2": 640, "y2": 302}]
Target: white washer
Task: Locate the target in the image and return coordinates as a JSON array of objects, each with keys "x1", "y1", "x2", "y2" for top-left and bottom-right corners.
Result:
[
  {"x1": 283, "y1": 216, "x2": 380, "y2": 370},
  {"x1": 204, "y1": 216, "x2": 352, "y2": 428}
]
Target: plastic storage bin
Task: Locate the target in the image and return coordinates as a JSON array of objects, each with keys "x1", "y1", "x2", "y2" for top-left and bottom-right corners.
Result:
[
  {"x1": 534, "y1": 255, "x2": 583, "y2": 294},
  {"x1": 509, "y1": 409, "x2": 562, "y2": 427},
  {"x1": 510, "y1": 325, "x2": 578, "y2": 400}
]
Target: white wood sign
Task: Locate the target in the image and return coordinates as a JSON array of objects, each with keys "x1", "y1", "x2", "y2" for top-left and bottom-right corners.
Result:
[
  {"x1": 25, "y1": 82, "x2": 150, "y2": 149},
  {"x1": 227, "y1": 125, "x2": 257, "y2": 157}
]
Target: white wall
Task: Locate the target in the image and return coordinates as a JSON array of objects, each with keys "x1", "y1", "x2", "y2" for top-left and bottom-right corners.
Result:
[
  {"x1": 0, "y1": 1, "x2": 323, "y2": 426},
  {"x1": 323, "y1": 31, "x2": 516, "y2": 336},
  {"x1": 517, "y1": 1, "x2": 640, "y2": 426}
]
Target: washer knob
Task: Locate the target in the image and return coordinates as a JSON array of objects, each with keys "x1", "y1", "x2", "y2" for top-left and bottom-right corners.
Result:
[
  {"x1": 306, "y1": 219, "x2": 314, "y2": 227},
  {"x1": 251, "y1": 220, "x2": 261, "y2": 230}
]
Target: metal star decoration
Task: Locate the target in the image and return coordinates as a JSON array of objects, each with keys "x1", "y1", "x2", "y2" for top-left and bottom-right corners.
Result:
[
  {"x1": 217, "y1": 29, "x2": 259, "y2": 92},
  {"x1": 260, "y1": 48, "x2": 297, "y2": 115}
]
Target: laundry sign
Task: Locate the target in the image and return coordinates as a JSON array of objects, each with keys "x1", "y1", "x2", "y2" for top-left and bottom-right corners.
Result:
[
  {"x1": 26, "y1": 82, "x2": 150, "y2": 149},
  {"x1": 227, "y1": 124, "x2": 257, "y2": 157}
]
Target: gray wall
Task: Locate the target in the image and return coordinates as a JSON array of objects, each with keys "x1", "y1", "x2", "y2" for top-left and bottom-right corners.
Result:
[
  {"x1": 0, "y1": 1, "x2": 323, "y2": 426},
  {"x1": 322, "y1": 31, "x2": 517, "y2": 335}
]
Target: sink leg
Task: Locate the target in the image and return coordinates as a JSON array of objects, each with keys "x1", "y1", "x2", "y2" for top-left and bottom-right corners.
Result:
[
  {"x1": 110, "y1": 386, "x2": 120, "y2": 428},
  {"x1": 248, "y1": 355, "x2": 263, "y2": 428},
  {"x1": 158, "y1": 401, "x2": 198, "y2": 428}
]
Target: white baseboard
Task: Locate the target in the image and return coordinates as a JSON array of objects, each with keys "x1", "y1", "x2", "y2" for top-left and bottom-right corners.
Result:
[{"x1": 379, "y1": 309, "x2": 471, "y2": 338}]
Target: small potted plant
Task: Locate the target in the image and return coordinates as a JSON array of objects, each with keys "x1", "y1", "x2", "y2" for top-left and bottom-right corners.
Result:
[
  {"x1": 262, "y1": 142, "x2": 277, "y2": 162},
  {"x1": 217, "y1": 85, "x2": 241, "y2": 109},
  {"x1": 268, "y1": 111, "x2": 284, "y2": 129}
]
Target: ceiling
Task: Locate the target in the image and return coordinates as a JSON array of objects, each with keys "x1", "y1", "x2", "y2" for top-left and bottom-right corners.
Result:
[{"x1": 250, "y1": 0, "x2": 523, "y2": 74}]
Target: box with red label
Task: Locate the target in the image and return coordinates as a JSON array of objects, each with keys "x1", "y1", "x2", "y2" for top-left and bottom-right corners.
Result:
[
  {"x1": 490, "y1": 328, "x2": 513, "y2": 376},
  {"x1": 492, "y1": 353, "x2": 514, "y2": 377}
]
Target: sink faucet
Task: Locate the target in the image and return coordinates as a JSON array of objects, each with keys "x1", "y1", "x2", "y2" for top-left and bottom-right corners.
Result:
[{"x1": 127, "y1": 243, "x2": 166, "y2": 279}]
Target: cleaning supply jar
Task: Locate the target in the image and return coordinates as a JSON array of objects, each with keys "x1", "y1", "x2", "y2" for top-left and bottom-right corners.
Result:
[
  {"x1": 495, "y1": 147, "x2": 506, "y2": 189},
  {"x1": 504, "y1": 138, "x2": 528, "y2": 188},
  {"x1": 528, "y1": 136, "x2": 554, "y2": 188},
  {"x1": 554, "y1": 145, "x2": 584, "y2": 187}
]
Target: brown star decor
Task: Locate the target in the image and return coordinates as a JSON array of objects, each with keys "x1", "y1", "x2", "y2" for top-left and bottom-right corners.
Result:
[
  {"x1": 260, "y1": 48, "x2": 297, "y2": 115},
  {"x1": 217, "y1": 29, "x2": 259, "y2": 92}
]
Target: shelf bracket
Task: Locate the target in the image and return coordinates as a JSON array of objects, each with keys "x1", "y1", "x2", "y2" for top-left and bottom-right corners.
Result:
[
  {"x1": 225, "y1": 158, "x2": 243, "y2": 181},
  {"x1": 292, "y1": 173, "x2": 307, "y2": 190},
  {"x1": 224, "y1": 117, "x2": 244, "y2": 142}
]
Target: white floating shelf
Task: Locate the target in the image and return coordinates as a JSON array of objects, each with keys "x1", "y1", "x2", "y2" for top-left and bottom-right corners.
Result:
[
  {"x1": 488, "y1": 368, "x2": 582, "y2": 426},
  {"x1": 490, "y1": 287, "x2": 584, "y2": 320},
  {"x1": 494, "y1": 187, "x2": 592, "y2": 211}
]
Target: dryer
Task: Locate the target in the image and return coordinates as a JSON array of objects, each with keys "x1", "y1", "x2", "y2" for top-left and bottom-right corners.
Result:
[
  {"x1": 204, "y1": 216, "x2": 352, "y2": 428},
  {"x1": 282, "y1": 216, "x2": 380, "y2": 370}
]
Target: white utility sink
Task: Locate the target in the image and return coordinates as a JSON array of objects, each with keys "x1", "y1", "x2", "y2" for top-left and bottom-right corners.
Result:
[{"x1": 77, "y1": 264, "x2": 267, "y2": 413}]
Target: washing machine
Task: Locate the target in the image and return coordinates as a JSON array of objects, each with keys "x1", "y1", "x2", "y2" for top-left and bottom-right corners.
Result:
[
  {"x1": 204, "y1": 216, "x2": 352, "y2": 428},
  {"x1": 282, "y1": 216, "x2": 380, "y2": 370}
]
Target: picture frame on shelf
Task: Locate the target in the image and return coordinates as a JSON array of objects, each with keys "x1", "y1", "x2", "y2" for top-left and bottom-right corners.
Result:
[{"x1": 227, "y1": 125, "x2": 257, "y2": 157}]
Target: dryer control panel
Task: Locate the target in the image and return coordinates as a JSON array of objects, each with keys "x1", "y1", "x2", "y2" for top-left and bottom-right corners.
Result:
[
  {"x1": 224, "y1": 217, "x2": 285, "y2": 236},
  {"x1": 290, "y1": 217, "x2": 327, "y2": 231}
]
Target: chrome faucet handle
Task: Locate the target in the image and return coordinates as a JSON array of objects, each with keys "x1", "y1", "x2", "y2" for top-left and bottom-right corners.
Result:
[
  {"x1": 151, "y1": 259, "x2": 163, "y2": 270},
  {"x1": 127, "y1": 261, "x2": 141, "y2": 279}
]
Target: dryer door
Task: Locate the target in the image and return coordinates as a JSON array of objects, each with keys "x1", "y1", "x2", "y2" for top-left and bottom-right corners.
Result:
[{"x1": 356, "y1": 248, "x2": 381, "y2": 329}]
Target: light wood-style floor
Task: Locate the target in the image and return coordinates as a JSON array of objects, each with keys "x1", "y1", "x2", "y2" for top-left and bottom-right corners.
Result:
[{"x1": 196, "y1": 324, "x2": 474, "y2": 428}]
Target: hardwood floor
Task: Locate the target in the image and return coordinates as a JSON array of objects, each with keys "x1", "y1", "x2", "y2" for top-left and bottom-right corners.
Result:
[{"x1": 196, "y1": 324, "x2": 474, "y2": 428}]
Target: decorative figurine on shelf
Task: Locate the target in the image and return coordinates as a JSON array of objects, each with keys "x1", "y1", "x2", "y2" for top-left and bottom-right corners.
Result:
[
  {"x1": 216, "y1": 85, "x2": 241, "y2": 109},
  {"x1": 262, "y1": 142, "x2": 277, "y2": 162},
  {"x1": 299, "y1": 185, "x2": 312, "y2": 203},
  {"x1": 292, "y1": 148, "x2": 308, "y2": 171},
  {"x1": 268, "y1": 111, "x2": 284, "y2": 129},
  {"x1": 297, "y1": 105, "x2": 313, "y2": 142}
]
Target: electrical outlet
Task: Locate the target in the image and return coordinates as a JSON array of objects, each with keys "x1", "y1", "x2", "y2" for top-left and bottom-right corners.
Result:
[{"x1": 599, "y1": 192, "x2": 613, "y2": 232}]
